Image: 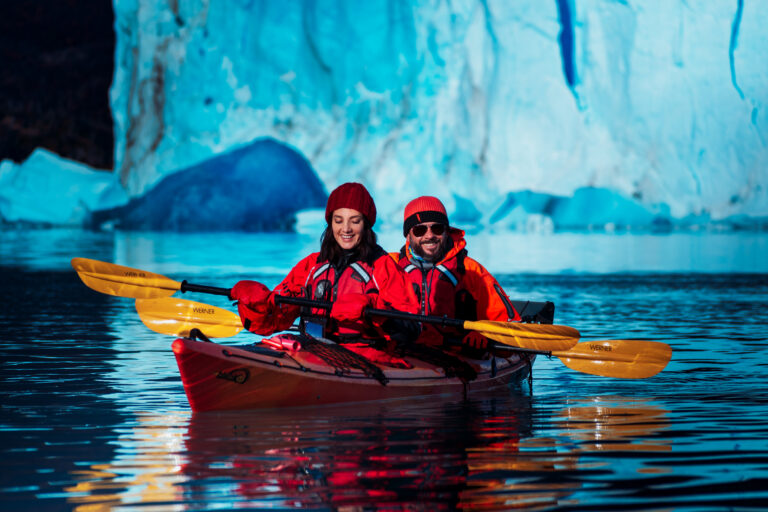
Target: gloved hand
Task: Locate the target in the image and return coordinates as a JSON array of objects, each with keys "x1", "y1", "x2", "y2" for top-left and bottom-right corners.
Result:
[
  {"x1": 381, "y1": 318, "x2": 421, "y2": 343},
  {"x1": 230, "y1": 280, "x2": 272, "y2": 311},
  {"x1": 278, "y1": 281, "x2": 305, "y2": 298},
  {"x1": 462, "y1": 331, "x2": 489, "y2": 350},
  {"x1": 330, "y1": 293, "x2": 373, "y2": 322}
]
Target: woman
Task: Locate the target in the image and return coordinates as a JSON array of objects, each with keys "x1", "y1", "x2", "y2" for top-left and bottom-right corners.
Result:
[{"x1": 230, "y1": 182, "x2": 420, "y2": 345}]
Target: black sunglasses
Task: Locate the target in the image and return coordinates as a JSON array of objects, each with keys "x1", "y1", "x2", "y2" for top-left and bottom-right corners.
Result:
[{"x1": 411, "y1": 224, "x2": 446, "y2": 237}]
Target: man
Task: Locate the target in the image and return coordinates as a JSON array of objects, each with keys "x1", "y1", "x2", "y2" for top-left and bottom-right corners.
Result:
[{"x1": 392, "y1": 196, "x2": 521, "y2": 349}]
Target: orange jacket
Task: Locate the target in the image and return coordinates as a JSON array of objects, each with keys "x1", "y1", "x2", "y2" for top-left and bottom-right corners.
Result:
[{"x1": 392, "y1": 228, "x2": 520, "y2": 346}]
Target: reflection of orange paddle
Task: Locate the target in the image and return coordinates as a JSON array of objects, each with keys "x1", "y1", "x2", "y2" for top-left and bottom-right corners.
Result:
[
  {"x1": 558, "y1": 399, "x2": 672, "y2": 452},
  {"x1": 64, "y1": 412, "x2": 187, "y2": 507},
  {"x1": 134, "y1": 296, "x2": 671, "y2": 380},
  {"x1": 71, "y1": 257, "x2": 580, "y2": 351}
]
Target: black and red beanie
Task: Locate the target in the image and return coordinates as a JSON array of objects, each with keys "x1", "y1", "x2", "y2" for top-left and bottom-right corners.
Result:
[
  {"x1": 325, "y1": 182, "x2": 377, "y2": 226},
  {"x1": 403, "y1": 196, "x2": 450, "y2": 236}
]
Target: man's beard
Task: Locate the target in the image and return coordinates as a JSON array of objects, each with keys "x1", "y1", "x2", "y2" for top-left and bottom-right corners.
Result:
[{"x1": 410, "y1": 235, "x2": 450, "y2": 262}]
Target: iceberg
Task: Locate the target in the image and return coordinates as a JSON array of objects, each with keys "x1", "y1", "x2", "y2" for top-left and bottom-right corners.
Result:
[
  {"x1": 0, "y1": 149, "x2": 125, "y2": 226},
  {"x1": 90, "y1": 138, "x2": 327, "y2": 231},
  {"x1": 489, "y1": 188, "x2": 672, "y2": 232}
]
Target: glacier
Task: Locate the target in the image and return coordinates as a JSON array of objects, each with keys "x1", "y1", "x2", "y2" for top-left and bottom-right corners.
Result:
[{"x1": 2, "y1": 0, "x2": 767, "y2": 231}]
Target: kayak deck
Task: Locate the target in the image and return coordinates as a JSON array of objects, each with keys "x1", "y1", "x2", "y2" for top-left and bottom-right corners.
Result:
[{"x1": 172, "y1": 337, "x2": 534, "y2": 411}]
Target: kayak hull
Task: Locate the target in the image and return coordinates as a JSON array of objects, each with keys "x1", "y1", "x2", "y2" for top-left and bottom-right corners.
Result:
[{"x1": 172, "y1": 338, "x2": 534, "y2": 412}]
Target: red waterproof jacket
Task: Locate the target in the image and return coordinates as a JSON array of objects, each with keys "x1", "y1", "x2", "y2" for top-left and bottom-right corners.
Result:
[
  {"x1": 239, "y1": 246, "x2": 419, "y2": 341},
  {"x1": 392, "y1": 228, "x2": 520, "y2": 346}
]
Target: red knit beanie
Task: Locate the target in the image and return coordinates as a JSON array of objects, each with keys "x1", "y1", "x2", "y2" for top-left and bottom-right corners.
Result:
[
  {"x1": 325, "y1": 182, "x2": 377, "y2": 226},
  {"x1": 403, "y1": 196, "x2": 449, "y2": 236}
]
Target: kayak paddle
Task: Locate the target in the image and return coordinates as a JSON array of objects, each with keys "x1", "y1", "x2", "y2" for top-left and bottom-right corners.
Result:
[
  {"x1": 135, "y1": 297, "x2": 243, "y2": 338},
  {"x1": 137, "y1": 297, "x2": 671, "y2": 379},
  {"x1": 71, "y1": 257, "x2": 578, "y2": 351},
  {"x1": 492, "y1": 338, "x2": 672, "y2": 379},
  {"x1": 273, "y1": 294, "x2": 579, "y2": 351},
  {"x1": 71, "y1": 257, "x2": 225, "y2": 299}
]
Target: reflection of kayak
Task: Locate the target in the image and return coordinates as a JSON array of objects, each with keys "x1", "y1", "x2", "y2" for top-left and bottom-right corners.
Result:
[{"x1": 172, "y1": 335, "x2": 534, "y2": 412}]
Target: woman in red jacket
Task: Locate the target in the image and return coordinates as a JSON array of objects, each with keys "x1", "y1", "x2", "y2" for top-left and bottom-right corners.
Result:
[{"x1": 230, "y1": 182, "x2": 420, "y2": 346}]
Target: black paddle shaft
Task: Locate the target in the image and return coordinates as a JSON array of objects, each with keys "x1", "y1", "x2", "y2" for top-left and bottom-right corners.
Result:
[
  {"x1": 273, "y1": 294, "x2": 466, "y2": 329},
  {"x1": 179, "y1": 280, "x2": 465, "y2": 329},
  {"x1": 278, "y1": 294, "x2": 549, "y2": 356},
  {"x1": 180, "y1": 280, "x2": 231, "y2": 296}
]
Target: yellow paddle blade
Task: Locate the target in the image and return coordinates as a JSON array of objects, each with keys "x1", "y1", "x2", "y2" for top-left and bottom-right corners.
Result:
[
  {"x1": 135, "y1": 297, "x2": 243, "y2": 338},
  {"x1": 71, "y1": 257, "x2": 181, "y2": 299},
  {"x1": 553, "y1": 340, "x2": 672, "y2": 379},
  {"x1": 465, "y1": 320, "x2": 580, "y2": 351}
]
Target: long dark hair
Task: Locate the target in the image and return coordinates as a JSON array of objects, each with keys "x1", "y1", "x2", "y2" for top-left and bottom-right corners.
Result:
[{"x1": 319, "y1": 217, "x2": 379, "y2": 266}]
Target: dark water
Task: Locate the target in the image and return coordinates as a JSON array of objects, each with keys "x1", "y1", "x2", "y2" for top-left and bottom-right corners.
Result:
[{"x1": 2, "y1": 229, "x2": 768, "y2": 510}]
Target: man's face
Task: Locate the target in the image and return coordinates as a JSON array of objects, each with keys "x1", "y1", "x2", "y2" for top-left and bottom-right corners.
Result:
[{"x1": 407, "y1": 222, "x2": 449, "y2": 261}]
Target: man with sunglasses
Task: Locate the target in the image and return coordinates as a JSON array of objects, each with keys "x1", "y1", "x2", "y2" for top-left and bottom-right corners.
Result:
[{"x1": 392, "y1": 196, "x2": 521, "y2": 351}]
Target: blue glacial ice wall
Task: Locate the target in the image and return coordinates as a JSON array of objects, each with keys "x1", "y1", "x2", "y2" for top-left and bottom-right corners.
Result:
[{"x1": 109, "y1": 0, "x2": 767, "y2": 230}]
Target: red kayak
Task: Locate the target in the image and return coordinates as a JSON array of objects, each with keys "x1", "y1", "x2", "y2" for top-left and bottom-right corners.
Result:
[{"x1": 172, "y1": 334, "x2": 534, "y2": 412}]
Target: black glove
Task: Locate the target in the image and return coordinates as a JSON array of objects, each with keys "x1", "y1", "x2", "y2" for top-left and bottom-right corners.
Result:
[{"x1": 381, "y1": 318, "x2": 421, "y2": 343}]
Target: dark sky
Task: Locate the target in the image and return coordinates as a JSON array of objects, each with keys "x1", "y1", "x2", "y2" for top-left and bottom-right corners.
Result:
[{"x1": 0, "y1": 0, "x2": 115, "y2": 170}]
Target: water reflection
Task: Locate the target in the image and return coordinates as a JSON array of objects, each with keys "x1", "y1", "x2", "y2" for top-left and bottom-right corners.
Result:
[
  {"x1": 64, "y1": 412, "x2": 189, "y2": 510},
  {"x1": 61, "y1": 396, "x2": 670, "y2": 510},
  {"x1": 4, "y1": 229, "x2": 766, "y2": 509},
  {"x1": 460, "y1": 397, "x2": 671, "y2": 510},
  {"x1": 180, "y1": 398, "x2": 520, "y2": 510}
]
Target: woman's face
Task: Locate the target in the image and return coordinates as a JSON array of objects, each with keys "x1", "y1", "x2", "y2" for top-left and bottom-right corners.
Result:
[{"x1": 332, "y1": 208, "x2": 365, "y2": 250}]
